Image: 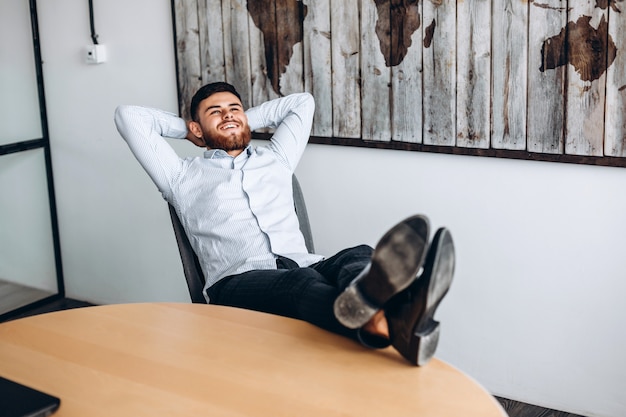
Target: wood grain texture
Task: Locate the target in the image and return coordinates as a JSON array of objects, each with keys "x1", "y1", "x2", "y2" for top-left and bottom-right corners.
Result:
[
  {"x1": 390, "y1": 0, "x2": 423, "y2": 143},
  {"x1": 330, "y1": 0, "x2": 361, "y2": 138},
  {"x1": 527, "y1": 0, "x2": 566, "y2": 154},
  {"x1": 198, "y1": 0, "x2": 226, "y2": 85},
  {"x1": 222, "y1": 0, "x2": 252, "y2": 108},
  {"x1": 303, "y1": 133, "x2": 626, "y2": 167},
  {"x1": 422, "y1": 0, "x2": 456, "y2": 147},
  {"x1": 361, "y1": 0, "x2": 391, "y2": 142},
  {"x1": 491, "y1": 0, "x2": 527, "y2": 150},
  {"x1": 173, "y1": 0, "x2": 202, "y2": 119},
  {"x1": 172, "y1": 0, "x2": 626, "y2": 166},
  {"x1": 565, "y1": 4, "x2": 608, "y2": 156},
  {"x1": 0, "y1": 303, "x2": 508, "y2": 417},
  {"x1": 605, "y1": 4, "x2": 626, "y2": 157},
  {"x1": 456, "y1": 0, "x2": 491, "y2": 149},
  {"x1": 302, "y1": 0, "x2": 332, "y2": 137},
  {"x1": 3, "y1": 300, "x2": 591, "y2": 417},
  {"x1": 248, "y1": 5, "x2": 275, "y2": 108},
  {"x1": 277, "y1": 0, "x2": 305, "y2": 95}
]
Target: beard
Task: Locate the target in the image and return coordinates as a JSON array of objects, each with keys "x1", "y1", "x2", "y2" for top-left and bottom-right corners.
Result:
[{"x1": 202, "y1": 125, "x2": 252, "y2": 152}]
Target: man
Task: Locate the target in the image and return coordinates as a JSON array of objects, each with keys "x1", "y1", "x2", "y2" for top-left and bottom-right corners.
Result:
[{"x1": 114, "y1": 82, "x2": 455, "y2": 365}]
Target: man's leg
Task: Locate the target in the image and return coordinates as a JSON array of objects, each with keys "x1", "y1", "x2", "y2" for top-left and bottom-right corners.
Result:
[
  {"x1": 309, "y1": 244, "x2": 374, "y2": 291},
  {"x1": 206, "y1": 245, "x2": 390, "y2": 347},
  {"x1": 206, "y1": 263, "x2": 361, "y2": 341},
  {"x1": 207, "y1": 220, "x2": 456, "y2": 366}
]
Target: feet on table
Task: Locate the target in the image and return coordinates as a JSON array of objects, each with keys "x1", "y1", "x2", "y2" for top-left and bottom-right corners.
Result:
[
  {"x1": 385, "y1": 227, "x2": 455, "y2": 366},
  {"x1": 334, "y1": 215, "x2": 431, "y2": 329},
  {"x1": 333, "y1": 215, "x2": 456, "y2": 366}
]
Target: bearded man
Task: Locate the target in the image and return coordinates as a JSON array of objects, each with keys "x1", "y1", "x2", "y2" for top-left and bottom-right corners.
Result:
[{"x1": 114, "y1": 82, "x2": 455, "y2": 365}]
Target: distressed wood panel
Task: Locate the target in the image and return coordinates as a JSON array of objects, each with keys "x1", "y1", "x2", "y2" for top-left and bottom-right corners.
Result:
[
  {"x1": 247, "y1": 0, "x2": 277, "y2": 103},
  {"x1": 491, "y1": 0, "x2": 527, "y2": 150},
  {"x1": 456, "y1": 0, "x2": 491, "y2": 149},
  {"x1": 222, "y1": 0, "x2": 252, "y2": 108},
  {"x1": 360, "y1": 0, "x2": 391, "y2": 142},
  {"x1": 527, "y1": 0, "x2": 566, "y2": 154},
  {"x1": 173, "y1": 0, "x2": 626, "y2": 167},
  {"x1": 390, "y1": 0, "x2": 423, "y2": 143},
  {"x1": 247, "y1": 0, "x2": 281, "y2": 103},
  {"x1": 247, "y1": 0, "x2": 308, "y2": 105},
  {"x1": 248, "y1": 5, "x2": 274, "y2": 107},
  {"x1": 565, "y1": 3, "x2": 609, "y2": 156},
  {"x1": 173, "y1": 0, "x2": 202, "y2": 119},
  {"x1": 422, "y1": 0, "x2": 456, "y2": 146},
  {"x1": 330, "y1": 0, "x2": 361, "y2": 138},
  {"x1": 605, "y1": 4, "x2": 626, "y2": 157},
  {"x1": 302, "y1": 0, "x2": 332, "y2": 136},
  {"x1": 276, "y1": 0, "x2": 305, "y2": 95},
  {"x1": 280, "y1": 41, "x2": 305, "y2": 96},
  {"x1": 198, "y1": 0, "x2": 225, "y2": 85}
]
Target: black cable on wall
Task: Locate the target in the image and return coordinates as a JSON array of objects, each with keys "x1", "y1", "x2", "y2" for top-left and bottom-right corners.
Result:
[{"x1": 89, "y1": 0, "x2": 99, "y2": 44}]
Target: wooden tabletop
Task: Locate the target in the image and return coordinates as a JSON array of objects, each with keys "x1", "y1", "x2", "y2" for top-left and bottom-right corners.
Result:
[{"x1": 0, "y1": 303, "x2": 507, "y2": 416}]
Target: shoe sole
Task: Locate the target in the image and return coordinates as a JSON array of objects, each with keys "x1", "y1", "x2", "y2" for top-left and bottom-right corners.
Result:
[
  {"x1": 334, "y1": 215, "x2": 430, "y2": 329},
  {"x1": 409, "y1": 228, "x2": 455, "y2": 366}
]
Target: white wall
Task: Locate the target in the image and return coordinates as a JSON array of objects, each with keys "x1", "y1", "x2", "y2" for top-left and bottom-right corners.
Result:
[
  {"x1": 37, "y1": 0, "x2": 190, "y2": 303},
  {"x1": 26, "y1": 1, "x2": 626, "y2": 416}
]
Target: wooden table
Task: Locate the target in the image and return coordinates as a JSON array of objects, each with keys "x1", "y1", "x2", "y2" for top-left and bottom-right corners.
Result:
[{"x1": 0, "y1": 303, "x2": 507, "y2": 416}]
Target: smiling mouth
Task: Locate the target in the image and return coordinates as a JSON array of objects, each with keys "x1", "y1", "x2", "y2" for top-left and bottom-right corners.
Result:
[{"x1": 220, "y1": 123, "x2": 238, "y2": 130}]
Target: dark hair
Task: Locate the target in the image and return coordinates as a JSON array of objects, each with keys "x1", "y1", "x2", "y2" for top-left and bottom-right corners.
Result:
[{"x1": 190, "y1": 82, "x2": 242, "y2": 121}]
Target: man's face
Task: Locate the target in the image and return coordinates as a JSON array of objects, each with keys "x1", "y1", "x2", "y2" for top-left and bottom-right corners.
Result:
[{"x1": 191, "y1": 92, "x2": 251, "y2": 154}]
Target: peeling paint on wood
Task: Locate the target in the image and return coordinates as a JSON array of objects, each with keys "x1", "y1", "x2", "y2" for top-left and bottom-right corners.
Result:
[
  {"x1": 423, "y1": 19, "x2": 436, "y2": 48},
  {"x1": 566, "y1": 4, "x2": 609, "y2": 156},
  {"x1": 541, "y1": 15, "x2": 617, "y2": 82},
  {"x1": 247, "y1": 0, "x2": 307, "y2": 95},
  {"x1": 373, "y1": 0, "x2": 421, "y2": 67}
]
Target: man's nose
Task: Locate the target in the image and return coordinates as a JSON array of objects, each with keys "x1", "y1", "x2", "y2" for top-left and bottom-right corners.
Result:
[{"x1": 223, "y1": 111, "x2": 234, "y2": 119}]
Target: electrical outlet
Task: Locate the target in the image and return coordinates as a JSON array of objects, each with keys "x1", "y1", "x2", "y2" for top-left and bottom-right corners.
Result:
[{"x1": 86, "y1": 45, "x2": 107, "y2": 64}]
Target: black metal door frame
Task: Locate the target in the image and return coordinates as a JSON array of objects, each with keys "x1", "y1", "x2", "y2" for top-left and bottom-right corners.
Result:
[{"x1": 0, "y1": 0, "x2": 65, "y2": 320}]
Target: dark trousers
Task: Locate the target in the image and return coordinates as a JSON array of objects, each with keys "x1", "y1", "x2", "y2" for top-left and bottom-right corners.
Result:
[{"x1": 206, "y1": 244, "x2": 387, "y2": 346}]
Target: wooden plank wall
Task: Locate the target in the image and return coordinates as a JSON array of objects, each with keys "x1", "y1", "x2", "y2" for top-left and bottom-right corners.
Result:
[{"x1": 173, "y1": 0, "x2": 626, "y2": 165}]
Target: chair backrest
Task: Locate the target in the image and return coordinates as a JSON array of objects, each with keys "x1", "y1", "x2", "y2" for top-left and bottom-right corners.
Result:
[{"x1": 168, "y1": 174, "x2": 315, "y2": 303}]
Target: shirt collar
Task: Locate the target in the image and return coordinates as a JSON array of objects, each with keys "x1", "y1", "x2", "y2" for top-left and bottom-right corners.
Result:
[{"x1": 203, "y1": 145, "x2": 254, "y2": 160}]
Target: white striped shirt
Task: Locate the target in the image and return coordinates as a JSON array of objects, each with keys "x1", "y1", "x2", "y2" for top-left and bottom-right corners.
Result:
[{"x1": 114, "y1": 93, "x2": 323, "y2": 300}]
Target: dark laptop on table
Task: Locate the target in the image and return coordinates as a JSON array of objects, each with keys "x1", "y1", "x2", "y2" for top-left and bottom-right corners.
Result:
[{"x1": 0, "y1": 376, "x2": 60, "y2": 417}]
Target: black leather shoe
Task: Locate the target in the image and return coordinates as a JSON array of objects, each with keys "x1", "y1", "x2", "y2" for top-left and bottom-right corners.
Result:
[
  {"x1": 385, "y1": 227, "x2": 455, "y2": 366},
  {"x1": 334, "y1": 215, "x2": 430, "y2": 329}
]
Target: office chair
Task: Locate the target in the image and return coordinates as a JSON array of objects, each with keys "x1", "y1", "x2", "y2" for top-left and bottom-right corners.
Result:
[{"x1": 168, "y1": 175, "x2": 315, "y2": 303}]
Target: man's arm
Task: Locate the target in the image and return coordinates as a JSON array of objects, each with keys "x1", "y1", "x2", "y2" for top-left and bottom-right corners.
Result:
[
  {"x1": 114, "y1": 105, "x2": 188, "y2": 197},
  {"x1": 245, "y1": 93, "x2": 315, "y2": 171}
]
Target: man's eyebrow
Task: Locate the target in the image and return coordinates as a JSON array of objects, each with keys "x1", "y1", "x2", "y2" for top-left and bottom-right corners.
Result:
[{"x1": 205, "y1": 102, "x2": 242, "y2": 111}]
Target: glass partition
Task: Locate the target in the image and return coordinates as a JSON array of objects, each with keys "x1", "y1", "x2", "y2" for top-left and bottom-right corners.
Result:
[
  {"x1": 0, "y1": 0, "x2": 41, "y2": 145},
  {"x1": 0, "y1": 150, "x2": 57, "y2": 309},
  {"x1": 0, "y1": 0, "x2": 63, "y2": 318}
]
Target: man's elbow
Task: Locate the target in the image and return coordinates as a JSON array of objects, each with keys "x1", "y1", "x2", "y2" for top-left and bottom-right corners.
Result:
[{"x1": 300, "y1": 92, "x2": 315, "y2": 113}]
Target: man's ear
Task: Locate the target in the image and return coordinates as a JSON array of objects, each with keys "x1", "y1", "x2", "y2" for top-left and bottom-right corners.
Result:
[
  {"x1": 188, "y1": 121, "x2": 202, "y2": 138},
  {"x1": 186, "y1": 121, "x2": 207, "y2": 148}
]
